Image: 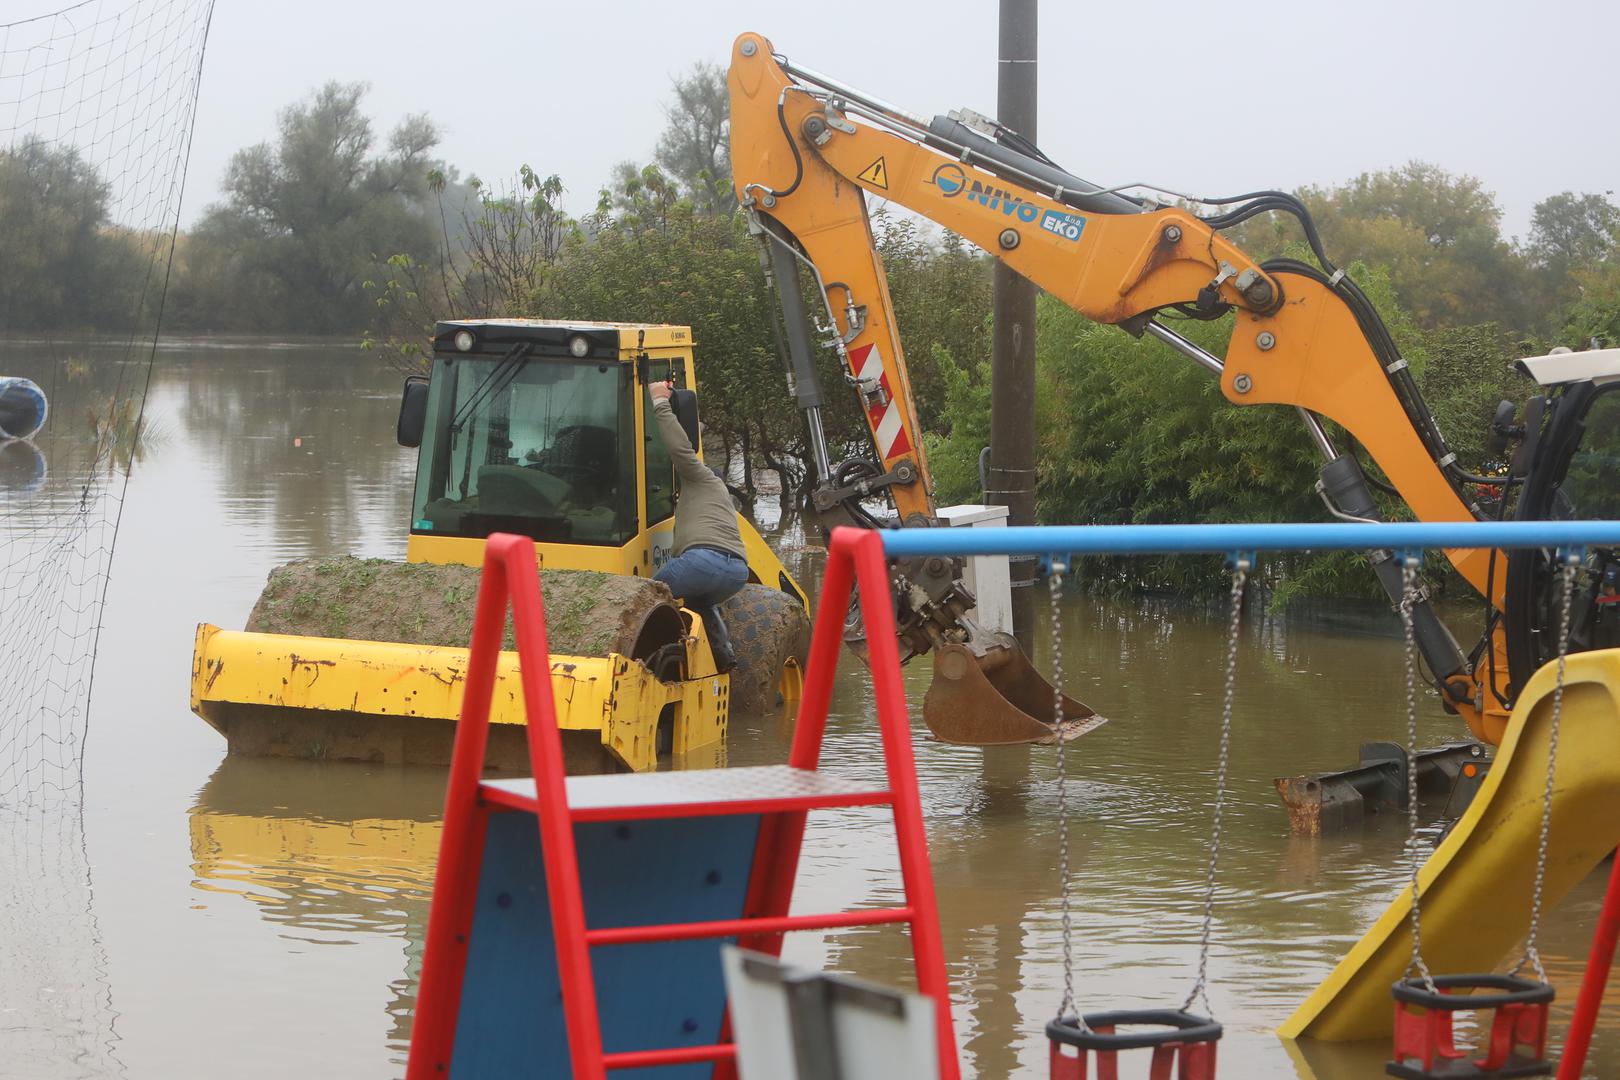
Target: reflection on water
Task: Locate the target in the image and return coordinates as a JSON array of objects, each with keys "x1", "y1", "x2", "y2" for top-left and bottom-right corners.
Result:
[
  {"x1": 5, "y1": 337, "x2": 1617, "y2": 1079},
  {"x1": 189, "y1": 757, "x2": 442, "y2": 936},
  {"x1": 0, "y1": 804, "x2": 124, "y2": 1079},
  {"x1": 0, "y1": 437, "x2": 46, "y2": 498},
  {"x1": 189, "y1": 757, "x2": 444, "y2": 1063}
]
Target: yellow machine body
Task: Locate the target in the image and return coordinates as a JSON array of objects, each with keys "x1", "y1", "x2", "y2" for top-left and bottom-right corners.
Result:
[
  {"x1": 190, "y1": 615, "x2": 728, "y2": 774},
  {"x1": 191, "y1": 321, "x2": 805, "y2": 773}
]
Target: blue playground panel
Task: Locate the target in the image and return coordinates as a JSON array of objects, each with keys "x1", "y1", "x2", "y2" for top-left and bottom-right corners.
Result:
[{"x1": 451, "y1": 811, "x2": 761, "y2": 1078}]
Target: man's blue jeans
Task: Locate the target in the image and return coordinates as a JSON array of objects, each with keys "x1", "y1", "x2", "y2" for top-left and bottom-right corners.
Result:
[
  {"x1": 654, "y1": 546, "x2": 749, "y2": 609},
  {"x1": 655, "y1": 547, "x2": 748, "y2": 669}
]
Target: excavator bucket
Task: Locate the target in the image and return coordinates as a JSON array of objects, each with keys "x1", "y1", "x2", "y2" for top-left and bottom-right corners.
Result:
[{"x1": 923, "y1": 634, "x2": 1108, "y2": 746}]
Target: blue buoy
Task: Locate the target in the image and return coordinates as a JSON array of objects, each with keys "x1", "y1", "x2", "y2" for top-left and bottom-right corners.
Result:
[{"x1": 0, "y1": 376, "x2": 48, "y2": 440}]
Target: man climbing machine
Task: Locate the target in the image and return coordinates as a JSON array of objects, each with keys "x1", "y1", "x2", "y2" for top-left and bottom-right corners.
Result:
[{"x1": 649, "y1": 378, "x2": 745, "y2": 672}]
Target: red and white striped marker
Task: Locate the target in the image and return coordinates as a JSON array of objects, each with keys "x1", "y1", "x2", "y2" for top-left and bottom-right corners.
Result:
[{"x1": 849, "y1": 342, "x2": 911, "y2": 459}]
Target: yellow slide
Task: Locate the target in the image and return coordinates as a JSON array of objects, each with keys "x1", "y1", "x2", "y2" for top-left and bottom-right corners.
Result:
[{"x1": 1281, "y1": 648, "x2": 1620, "y2": 1042}]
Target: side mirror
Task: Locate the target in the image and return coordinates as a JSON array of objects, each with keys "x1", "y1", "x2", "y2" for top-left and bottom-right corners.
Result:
[
  {"x1": 397, "y1": 375, "x2": 429, "y2": 448},
  {"x1": 1485, "y1": 399, "x2": 1519, "y2": 457},
  {"x1": 671, "y1": 387, "x2": 700, "y2": 452},
  {"x1": 1509, "y1": 395, "x2": 1546, "y2": 480}
]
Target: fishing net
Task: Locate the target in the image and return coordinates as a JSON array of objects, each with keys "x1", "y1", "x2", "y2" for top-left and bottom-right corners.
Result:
[
  {"x1": 0, "y1": 0, "x2": 214, "y2": 806},
  {"x1": 0, "y1": 802, "x2": 124, "y2": 1076},
  {"x1": 1, "y1": 4, "x2": 215, "y2": 1071}
]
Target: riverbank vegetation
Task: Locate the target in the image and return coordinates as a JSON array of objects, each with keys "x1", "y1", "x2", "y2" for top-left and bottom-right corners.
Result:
[{"x1": 4, "y1": 69, "x2": 1615, "y2": 595}]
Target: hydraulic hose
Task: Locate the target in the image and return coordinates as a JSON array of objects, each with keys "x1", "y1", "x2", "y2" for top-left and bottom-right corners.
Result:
[{"x1": 1261, "y1": 259, "x2": 1477, "y2": 514}]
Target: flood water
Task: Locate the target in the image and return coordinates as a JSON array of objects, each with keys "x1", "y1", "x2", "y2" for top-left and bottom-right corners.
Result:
[{"x1": 2, "y1": 338, "x2": 1617, "y2": 1079}]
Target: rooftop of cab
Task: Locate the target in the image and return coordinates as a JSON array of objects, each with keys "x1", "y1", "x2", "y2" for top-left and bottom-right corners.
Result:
[{"x1": 432, "y1": 319, "x2": 693, "y2": 358}]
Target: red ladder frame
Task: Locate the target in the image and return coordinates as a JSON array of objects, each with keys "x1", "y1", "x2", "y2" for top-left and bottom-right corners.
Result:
[
  {"x1": 1556, "y1": 847, "x2": 1620, "y2": 1079},
  {"x1": 405, "y1": 528, "x2": 960, "y2": 1078}
]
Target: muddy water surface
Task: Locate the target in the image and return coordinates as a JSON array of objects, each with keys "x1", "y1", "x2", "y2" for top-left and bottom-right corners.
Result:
[{"x1": 4, "y1": 340, "x2": 1617, "y2": 1079}]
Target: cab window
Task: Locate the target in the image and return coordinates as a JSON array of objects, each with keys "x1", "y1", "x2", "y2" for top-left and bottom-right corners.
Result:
[
  {"x1": 1563, "y1": 385, "x2": 1620, "y2": 519},
  {"x1": 643, "y1": 359, "x2": 676, "y2": 525},
  {"x1": 411, "y1": 355, "x2": 636, "y2": 545}
]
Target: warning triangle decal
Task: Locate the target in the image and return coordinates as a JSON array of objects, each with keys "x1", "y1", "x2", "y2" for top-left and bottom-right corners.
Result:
[{"x1": 856, "y1": 156, "x2": 889, "y2": 190}]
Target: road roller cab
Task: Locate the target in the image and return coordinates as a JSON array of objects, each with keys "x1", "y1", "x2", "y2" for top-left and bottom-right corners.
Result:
[
  {"x1": 190, "y1": 320, "x2": 810, "y2": 774},
  {"x1": 398, "y1": 320, "x2": 800, "y2": 593}
]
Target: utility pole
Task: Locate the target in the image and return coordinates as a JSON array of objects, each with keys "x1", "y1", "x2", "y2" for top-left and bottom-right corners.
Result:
[{"x1": 989, "y1": 0, "x2": 1038, "y2": 655}]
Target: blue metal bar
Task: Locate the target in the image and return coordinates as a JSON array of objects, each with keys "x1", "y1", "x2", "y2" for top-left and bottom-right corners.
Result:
[{"x1": 874, "y1": 521, "x2": 1620, "y2": 559}]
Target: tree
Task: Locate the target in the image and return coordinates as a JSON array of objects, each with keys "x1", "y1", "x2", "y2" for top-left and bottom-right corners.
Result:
[
  {"x1": 0, "y1": 137, "x2": 146, "y2": 329},
  {"x1": 1234, "y1": 162, "x2": 1530, "y2": 330},
  {"x1": 871, "y1": 214, "x2": 993, "y2": 432},
  {"x1": 602, "y1": 162, "x2": 684, "y2": 230},
  {"x1": 455, "y1": 167, "x2": 570, "y2": 314},
  {"x1": 177, "y1": 82, "x2": 441, "y2": 332},
  {"x1": 1559, "y1": 257, "x2": 1620, "y2": 347},
  {"x1": 654, "y1": 63, "x2": 731, "y2": 214},
  {"x1": 1524, "y1": 191, "x2": 1620, "y2": 318},
  {"x1": 542, "y1": 166, "x2": 811, "y2": 514},
  {"x1": 1416, "y1": 322, "x2": 1531, "y2": 470},
  {"x1": 364, "y1": 165, "x2": 575, "y2": 370},
  {"x1": 1528, "y1": 192, "x2": 1619, "y2": 271}
]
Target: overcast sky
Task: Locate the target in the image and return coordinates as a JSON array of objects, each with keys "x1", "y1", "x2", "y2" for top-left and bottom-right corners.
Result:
[{"x1": 23, "y1": 0, "x2": 1620, "y2": 240}]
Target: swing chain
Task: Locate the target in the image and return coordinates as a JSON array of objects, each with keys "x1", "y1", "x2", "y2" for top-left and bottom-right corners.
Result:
[
  {"x1": 1050, "y1": 561, "x2": 1081, "y2": 1028},
  {"x1": 1183, "y1": 558, "x2": 1247, "y2": 1017},
  {"x1": 1515, "y1": 553, "x2": 1581, "y2": 982},
  {"x1": 1399, "y1": 558, "x2": 1438, "y2": 993}
]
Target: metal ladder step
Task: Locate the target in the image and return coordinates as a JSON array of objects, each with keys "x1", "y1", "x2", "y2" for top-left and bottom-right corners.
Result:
[{"x1": 479, "y1": 764, "x2": 892, "y2": 821}]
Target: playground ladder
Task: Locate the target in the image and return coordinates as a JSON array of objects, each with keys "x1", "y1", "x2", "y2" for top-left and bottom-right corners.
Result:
[{"x1": 404, "y1": 531, "x2": 960, "y2": 1079}]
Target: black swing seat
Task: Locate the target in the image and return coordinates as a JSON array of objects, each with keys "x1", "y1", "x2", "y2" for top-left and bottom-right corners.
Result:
[
  {"x1": 1388, "y1": 974, "x2": 1554, "y2": 1080},
  {"x1": 1047, "y1": 1009, "x2": 1223, "y2": 1051},
  {"x1": 1048, "y1": 1009, "x2": 1221, "y2": 1080}
]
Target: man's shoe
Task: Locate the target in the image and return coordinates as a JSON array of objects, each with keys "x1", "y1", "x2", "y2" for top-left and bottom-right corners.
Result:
[{"x1": 704, "y1": 607, "x2": 738, "y2": 675}]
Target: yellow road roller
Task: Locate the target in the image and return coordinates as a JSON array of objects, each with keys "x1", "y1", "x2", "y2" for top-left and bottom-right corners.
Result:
[{"x1": 191, "y1": 320, "x2": 810, "y2": 773}]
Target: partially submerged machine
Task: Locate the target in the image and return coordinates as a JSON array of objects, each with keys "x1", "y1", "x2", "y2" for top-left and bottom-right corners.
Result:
[{"x1": 191, "y1": 321, "x2": 810, "y2": 773}]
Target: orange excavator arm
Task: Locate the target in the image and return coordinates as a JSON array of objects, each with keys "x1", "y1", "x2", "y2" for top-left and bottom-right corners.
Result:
[{"x1": 729, "y1": 33, "x2": 1517, "y2": 743}]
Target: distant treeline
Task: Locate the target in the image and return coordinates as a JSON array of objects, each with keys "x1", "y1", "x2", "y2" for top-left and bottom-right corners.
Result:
[{"x1": 5, "y1": 71, "x2": 1617, "y2": 596}]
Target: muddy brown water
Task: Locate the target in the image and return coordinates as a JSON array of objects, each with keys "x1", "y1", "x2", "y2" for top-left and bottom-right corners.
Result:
[{"x1": 2, "y1": 338, "x2": 1617, "y2": 1079}]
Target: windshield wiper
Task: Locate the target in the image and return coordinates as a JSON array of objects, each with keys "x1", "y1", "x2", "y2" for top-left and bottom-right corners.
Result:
[{"x1": 451, "y1": 341, "x2": 532, "y2": 435}]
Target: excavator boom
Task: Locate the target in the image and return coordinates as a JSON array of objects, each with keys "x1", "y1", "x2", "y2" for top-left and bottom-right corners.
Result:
[
  {"x1": 727, "y1": 33, "x2": 1604, "y2": 746},
  {"x1": 731, "y1": 39, "x2": 1114, "y2": 746}
]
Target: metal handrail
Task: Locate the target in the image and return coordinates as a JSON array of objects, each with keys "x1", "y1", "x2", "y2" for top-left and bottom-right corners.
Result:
[{"x1": 874, "y1": 520, "x2": 1620, "y2": 559}]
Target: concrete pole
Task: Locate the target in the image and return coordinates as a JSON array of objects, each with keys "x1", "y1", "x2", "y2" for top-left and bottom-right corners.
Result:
[{"x1": 989, "y1": 0, "x2": 1038, "y2": 655}]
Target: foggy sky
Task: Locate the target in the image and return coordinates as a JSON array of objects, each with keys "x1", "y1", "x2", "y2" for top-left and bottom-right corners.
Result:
[{"x1": 18, "y1": 0, "x2": 1620, "y2": 240}]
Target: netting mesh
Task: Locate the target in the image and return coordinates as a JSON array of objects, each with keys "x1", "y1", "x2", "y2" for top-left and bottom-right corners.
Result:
[
  {"x1": 0, "y1": 0, "x2": 214, "y2": 805},
  {"x1": 0, "y1": 802, "x2": 124, "y2": 1076}
]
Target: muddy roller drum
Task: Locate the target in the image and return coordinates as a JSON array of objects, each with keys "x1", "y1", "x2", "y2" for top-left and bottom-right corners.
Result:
[
  {"x1": 244, "y1": 558, "x2": 688, "y2": 661},
  {"x1": 244, "y1": 564, "x2": 810, "y2": 717},
  {"x1": 193, "y1": 557, "x2": 766, "y2": 772}
]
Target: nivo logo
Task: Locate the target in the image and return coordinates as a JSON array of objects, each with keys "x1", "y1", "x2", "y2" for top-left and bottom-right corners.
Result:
[
  {"x1": 931, "y1": 163, "x2": 968, "y2": 198},
  {"x1": 930, "y1": 161, "x2": 1087, "y2": 243}
]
